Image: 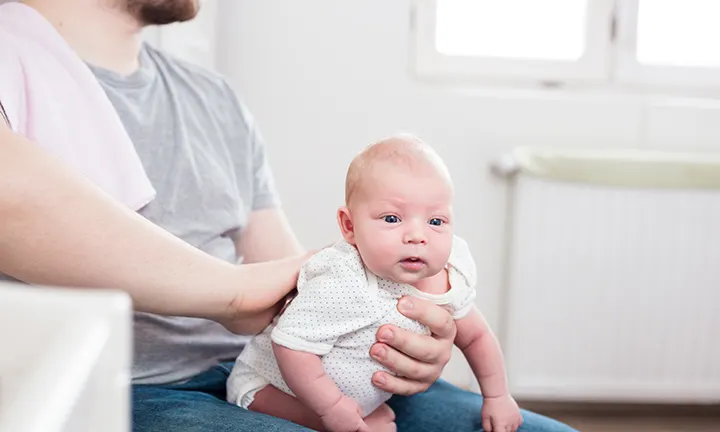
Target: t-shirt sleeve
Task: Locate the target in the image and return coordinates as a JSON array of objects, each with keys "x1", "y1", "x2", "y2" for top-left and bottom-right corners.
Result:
[
  {"x1": 222, "y1": 81, "x2": 280, "y2": 211},
  {"x1": 448, "y1": 235, "x2": 479, "y2": 319},
  {"x1": 0, "y1": 33, "x2": 24, "y2": 132},
  {"x1": 271, "y1": 249, "x2": 385, "y2": 355}
]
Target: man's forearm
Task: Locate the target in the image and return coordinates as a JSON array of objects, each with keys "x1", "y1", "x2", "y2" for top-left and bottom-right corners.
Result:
[
  {"x1": 236, "y1": 208, "x2": 305, "y2": 264},
  {"x1": 455, "y1": 308, "x2": 510, "y2": 398},
  {"x1": 273, "y1": 342, "x2": 344, "y2": 416},
  {"x1": 0, "y1": 130, "x2": 243, "y2": 319}
]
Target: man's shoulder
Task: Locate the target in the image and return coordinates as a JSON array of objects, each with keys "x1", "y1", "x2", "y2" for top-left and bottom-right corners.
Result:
[
  {"x1": 143, "y1": 43, "x2": 255, "y2": 129},
  {"x1": 144, "y1": 43, "x2": 233, "y2": 98}
]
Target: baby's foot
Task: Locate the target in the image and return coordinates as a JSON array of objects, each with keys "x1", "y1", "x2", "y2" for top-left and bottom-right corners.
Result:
[{"x1": 364, "y1": 404, "x2": 396, "y2": 432}]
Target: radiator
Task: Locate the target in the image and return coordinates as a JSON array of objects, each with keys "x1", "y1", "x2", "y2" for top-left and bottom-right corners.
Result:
[{"x1": 493, "y1": 149, "x2": 720, "y2": 404}]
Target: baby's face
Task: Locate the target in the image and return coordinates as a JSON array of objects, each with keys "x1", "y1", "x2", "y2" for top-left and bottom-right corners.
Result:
[{"x1": 344, "y1": 165, "x2": 454, "y2": 285}]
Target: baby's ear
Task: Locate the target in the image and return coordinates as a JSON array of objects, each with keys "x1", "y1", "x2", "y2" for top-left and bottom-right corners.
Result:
[{"x1": 337, "y1": 206, "x2": 356, "y2": 244}]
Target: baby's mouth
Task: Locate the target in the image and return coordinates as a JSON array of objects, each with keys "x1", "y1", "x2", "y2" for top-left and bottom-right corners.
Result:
[{"x1": 399, "y1": 257, "x2": 427, "y2": 271}]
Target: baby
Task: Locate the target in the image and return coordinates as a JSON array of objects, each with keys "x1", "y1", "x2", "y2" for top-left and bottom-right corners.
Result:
[{"x1": 227, "y1": 134, "x2": 522, "y2": 432}]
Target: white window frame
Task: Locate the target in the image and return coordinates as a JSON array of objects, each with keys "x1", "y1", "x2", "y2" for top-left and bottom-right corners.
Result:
[
  {"x1": 613, "y1": 0, "x2": 720, "y2": 90},
  {"x1": 411, "y1": 0, "x2": 720, "y2": 94}
]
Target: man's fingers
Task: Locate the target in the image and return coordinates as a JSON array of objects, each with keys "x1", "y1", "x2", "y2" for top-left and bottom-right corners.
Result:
[
  {"x1": 370, "y1": 342, "x2": 438, "y2": 381},
  {"x1": 376, "y1": 324, "x2": 452, "y2": 366},
  {"x1": 397, "y1": 296, "x2": 456, "y2": 340},
  {"x1": 371, "y1": 371, "x2": 430, "y2": 395}
]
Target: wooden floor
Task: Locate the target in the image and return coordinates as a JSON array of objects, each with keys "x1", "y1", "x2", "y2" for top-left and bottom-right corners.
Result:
[
  {"x1": 525, "y1": 402, "x2": 720, "y2": 432},
  {"x1": 552, "y1": 414, "x2": 719, "y2": 432}
]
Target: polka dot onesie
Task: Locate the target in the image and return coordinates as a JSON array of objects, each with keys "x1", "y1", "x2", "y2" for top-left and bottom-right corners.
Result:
[{"x1": 227, "y1": 236, "x2": 477, "y2": 417}]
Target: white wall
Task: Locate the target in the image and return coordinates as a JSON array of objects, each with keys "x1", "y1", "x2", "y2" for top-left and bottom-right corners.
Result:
[
  {"x1": 213, "y1": 0, "x2": 720, "y2": 387},
  {"x1": 143, "y1": 0, "x2": 218, "y2": 70}
]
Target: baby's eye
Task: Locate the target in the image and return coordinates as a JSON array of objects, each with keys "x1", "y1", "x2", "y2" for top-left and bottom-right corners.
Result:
[
  {"x1": 429, "y1": 218, "x2": 444, "y2": 226},
  {"x1": 383, "y1": 215, "x2": 400, "y2": 223}
]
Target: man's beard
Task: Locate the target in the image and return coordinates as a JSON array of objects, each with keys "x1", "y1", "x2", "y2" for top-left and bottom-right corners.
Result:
[{"x1": 125, "y1": 0, "x2": 199, "y2": 26}]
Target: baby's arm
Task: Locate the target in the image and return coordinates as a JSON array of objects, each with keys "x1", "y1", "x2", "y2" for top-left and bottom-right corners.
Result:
[
  {"x1": 455, "y1": 308, "x2": 523, "y2": 431},
  {"x1": 455, "y1": 308, "x2": 508, "y2": 397},
  {"x1": 273, "y1": 343, "x2": 369, "y2": 432},
  {"x1": 267, "y1": 246, "x2": 389, "y2": 431}
]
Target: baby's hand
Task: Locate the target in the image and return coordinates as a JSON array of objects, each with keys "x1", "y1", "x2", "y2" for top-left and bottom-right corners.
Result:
[
  {"x1": 481, "y1": 394, "x2": 523, "y2": 432},
  {"x1": 319, "y1": 395, "x2": 370, "y2": 432}
]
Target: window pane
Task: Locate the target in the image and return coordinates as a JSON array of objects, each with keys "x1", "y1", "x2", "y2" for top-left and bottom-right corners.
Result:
[
  {"x1": 435, "y1": 0, "x2": 588, "y2": 60},
  {"x1": 637, "y1": 0, "x2": 720, "y2": 67}
]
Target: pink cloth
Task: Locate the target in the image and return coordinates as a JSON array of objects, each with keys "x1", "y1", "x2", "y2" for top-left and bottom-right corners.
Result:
[{"x1": 0, "y1": 2, "x2": 155, "y2": 210}]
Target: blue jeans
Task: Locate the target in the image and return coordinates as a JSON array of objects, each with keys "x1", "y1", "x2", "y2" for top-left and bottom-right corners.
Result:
[{"x1": 132, "y1": 362, "x2": 577, "y2": 432}]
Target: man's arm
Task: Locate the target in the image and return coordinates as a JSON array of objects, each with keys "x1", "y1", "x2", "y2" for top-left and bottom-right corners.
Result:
[
  {"x1": 228, "y1": 208, "x2": 306, "y2": 332},
  {"x1": 0, "y1": 125, "x2": 305, "y2": 328},
  {"x1": 234, "y1": 208, "x2": 305, "y2": 263}
]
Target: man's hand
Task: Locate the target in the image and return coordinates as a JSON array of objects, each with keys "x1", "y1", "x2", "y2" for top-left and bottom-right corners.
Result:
[
  {"x1": 218, "y1": 296, "x2": 284, "y2": 335},
  {"x1": 370, "y1": 296, "x2": 456, "y2": 395},
  {"x1": 217, "y1": 253, "x2": 312, "y2": 335},
  {"x1": 481, "y1": 394, "x2": 523, "y2": 432}
]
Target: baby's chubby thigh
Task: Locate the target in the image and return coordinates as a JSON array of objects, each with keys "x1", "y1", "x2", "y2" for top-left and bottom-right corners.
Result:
[{"x1": 322, "y1": 328, "x2": 392, "y2": 416}]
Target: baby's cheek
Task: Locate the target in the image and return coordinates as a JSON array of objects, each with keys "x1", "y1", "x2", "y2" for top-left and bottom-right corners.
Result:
[
  {"x1": 360, "y1": 243, "x2": 395, "y2": 276},
  {"x1": 430, "y1": 245, "x2": 452, "y2": 269},
  {"x1": 365, "y1": 237, "x2": 396, "y2": 262}
]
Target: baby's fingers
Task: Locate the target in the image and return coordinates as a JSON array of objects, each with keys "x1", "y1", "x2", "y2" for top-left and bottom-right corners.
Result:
[
  {"x1": 357, "y1": 420, "x2": 372, "y2": 432},
  {"x1": 482, "y1": 417, "x2": 493, "y2": 431},
  {"x1": 492, "y1": 419, "x2": 508, "y2": 432},
  {"x1": 510, "y1": 413, "x2": 523, "y2": 431}
]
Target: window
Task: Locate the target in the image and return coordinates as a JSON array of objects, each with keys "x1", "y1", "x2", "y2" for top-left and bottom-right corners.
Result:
[
  {"x1": 615, "y1": 0, "x2": 720, "y2": 89},
  {"x1": 411, "y1": 0, "x2": 720, "y2": 92}
]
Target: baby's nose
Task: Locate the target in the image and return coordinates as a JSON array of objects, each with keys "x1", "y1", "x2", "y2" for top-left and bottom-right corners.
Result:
[{"x1": 403, "y1": 224, "x2": 427, "y2": 245}]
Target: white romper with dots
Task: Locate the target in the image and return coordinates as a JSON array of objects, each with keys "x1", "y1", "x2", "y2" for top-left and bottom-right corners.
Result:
[{"x1": 226, "y1": 236, "x2": 477, "y2": 417}]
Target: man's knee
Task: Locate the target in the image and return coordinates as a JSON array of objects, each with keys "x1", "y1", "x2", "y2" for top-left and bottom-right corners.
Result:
[{"x1": 132, "y1": 386, "x2": 309, "y2": 431}]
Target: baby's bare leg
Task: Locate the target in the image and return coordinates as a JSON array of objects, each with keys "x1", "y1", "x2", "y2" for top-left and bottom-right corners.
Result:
[
  {"x1": 250, "y1": 386, "x2": 396, "y2": 432},
  {"x1": 364, "y1": 404, "x2": 396, "y2": 431},
  {"x1": 249, "y1": 385, "x2": 324, "y2": 431}
]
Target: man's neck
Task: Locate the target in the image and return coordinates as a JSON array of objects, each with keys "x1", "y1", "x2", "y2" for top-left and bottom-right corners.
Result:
[{"x1": 21, "y1": 0, "x2": 144, "y2": 75}]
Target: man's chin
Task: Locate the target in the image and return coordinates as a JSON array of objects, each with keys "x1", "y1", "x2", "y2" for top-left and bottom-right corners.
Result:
[{"x1": 127, "y1": 0, "x2": 200, "y2": 26}]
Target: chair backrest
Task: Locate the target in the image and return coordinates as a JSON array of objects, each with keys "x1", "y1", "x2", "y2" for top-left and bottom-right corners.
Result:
[{"x1": 0, "y1": 282, "x2": 132, "y2": 432}]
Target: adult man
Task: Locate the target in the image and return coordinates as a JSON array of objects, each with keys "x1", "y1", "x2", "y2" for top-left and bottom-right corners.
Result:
[{"x1": 0, "y1": 0, "x2": 575, "y2": 430}]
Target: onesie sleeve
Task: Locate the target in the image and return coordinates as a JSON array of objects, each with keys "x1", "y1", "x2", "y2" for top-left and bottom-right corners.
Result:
[
  {"x1": 271, "y1": 245, "x2": 385, "y2": 355},
  {"x1": 0, "y1": 31, "x2": 24, "y2": 132},
  {"x1": 447, "y1": 236, "x2": 479, "y2": 320}
]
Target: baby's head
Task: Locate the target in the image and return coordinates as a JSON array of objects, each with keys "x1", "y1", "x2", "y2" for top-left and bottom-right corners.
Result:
[{"x1": 338, "y1": 134, "x2": 454, "y2": 285}]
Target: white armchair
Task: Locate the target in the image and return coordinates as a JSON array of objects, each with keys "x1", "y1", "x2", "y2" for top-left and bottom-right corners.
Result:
[{"x1": 0, "y1": 282, "x2": 132, "y2": 432}]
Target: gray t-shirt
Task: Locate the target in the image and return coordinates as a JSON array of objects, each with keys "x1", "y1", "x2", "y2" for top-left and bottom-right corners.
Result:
[{"x1": 88, "y1": 44, "x2": 280, "y2": 385}]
